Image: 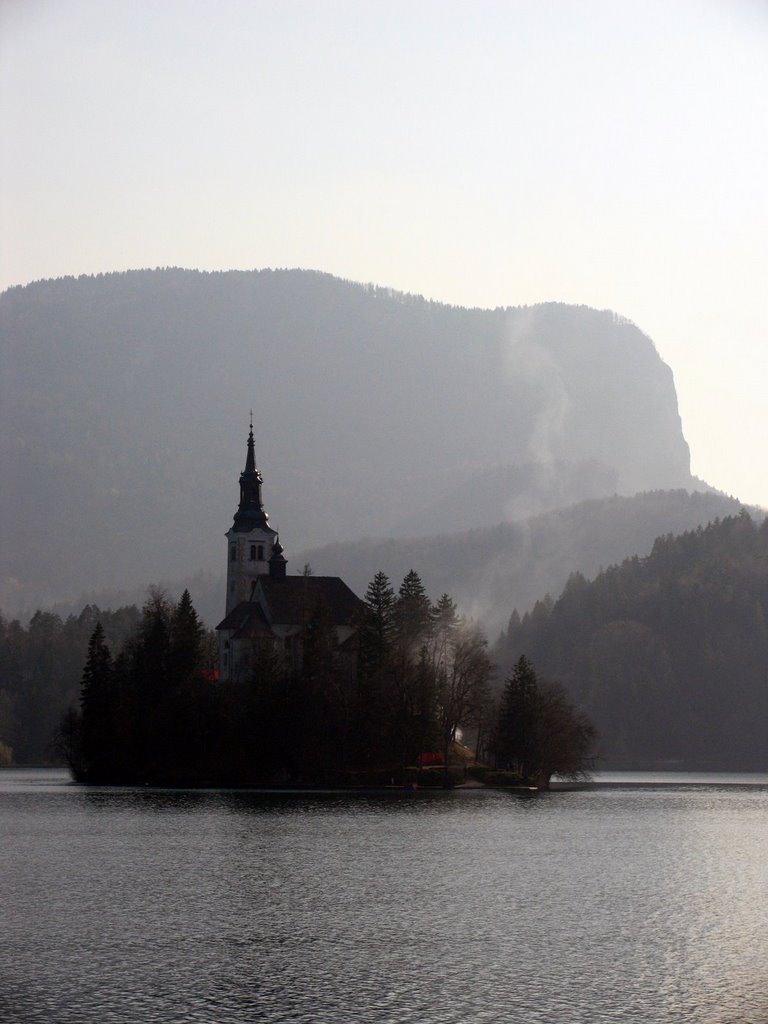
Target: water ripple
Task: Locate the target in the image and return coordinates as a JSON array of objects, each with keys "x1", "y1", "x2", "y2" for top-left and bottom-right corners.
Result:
[{"x1": 1, "y1": 774, "x2": 767, "y2": 1023}]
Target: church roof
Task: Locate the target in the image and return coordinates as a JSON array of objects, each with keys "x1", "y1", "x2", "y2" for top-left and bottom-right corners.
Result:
[
  {"x1": 216, "y1": 576, "x2": 364, "y2": 632},
  {"x1": 258, "y1": 575, "x2": 364, "y2": 627},
  {"x1": 216, "y1": 601, "x2": 275, "y2": 639}
]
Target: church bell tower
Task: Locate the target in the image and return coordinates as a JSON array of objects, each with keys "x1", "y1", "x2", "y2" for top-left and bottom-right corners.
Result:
[{"x1": 224, "y1": 418, "x2": 279, "y2": 613}]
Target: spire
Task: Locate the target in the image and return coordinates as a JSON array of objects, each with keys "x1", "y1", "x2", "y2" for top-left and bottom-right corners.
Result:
[
  {"x1": 231, "y1": 416, "x2": 272, "y2": 533},
  {"x1": 244, "y1": 419, "x2": 256, "y2": 475}
]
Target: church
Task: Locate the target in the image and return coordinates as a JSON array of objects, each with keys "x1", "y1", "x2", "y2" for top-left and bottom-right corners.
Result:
[{"x1": 216, "y1": 422, "x2": 365, "y2": 682}]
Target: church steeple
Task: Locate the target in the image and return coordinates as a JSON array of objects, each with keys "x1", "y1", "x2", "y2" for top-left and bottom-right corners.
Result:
[
  {"x1": 232, "y1": 417, "x2": 270, "y2": 532},
  {"x1": 224, "y1": 417, "x2": 279, "y2": 614},
  {"x1": 244, "y1": 418, "x2": 256, "y2": 474}
]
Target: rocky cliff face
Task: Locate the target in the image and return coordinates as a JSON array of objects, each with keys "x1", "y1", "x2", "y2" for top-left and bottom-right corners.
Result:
[{"x1": 0, "y1": 268, "x2": 695, "y2": 612}]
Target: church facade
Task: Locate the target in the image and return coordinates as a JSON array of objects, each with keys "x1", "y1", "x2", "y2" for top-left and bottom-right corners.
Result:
[{"x1": 216, "y1": 423, "x2": 364, "y2": 682}]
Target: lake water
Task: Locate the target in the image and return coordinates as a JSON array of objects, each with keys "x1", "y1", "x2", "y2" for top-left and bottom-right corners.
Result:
[{"x1": 2, "y1": 769, "x2": 767, "y2": 1024}]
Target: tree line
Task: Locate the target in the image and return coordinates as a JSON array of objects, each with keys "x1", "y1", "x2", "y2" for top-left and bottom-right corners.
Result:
[
  {"x1": 57, "y1": 571, "x2": 595, "y2": 788},
  {"x1": 62, "y1": 574, "x2": 494, "y2": 786},
  {"x1": 0, "y1": 603, "x2": 141, "y2": 766}
]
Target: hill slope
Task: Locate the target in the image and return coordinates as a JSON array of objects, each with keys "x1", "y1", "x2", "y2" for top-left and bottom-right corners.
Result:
[
  {"x1": 298, "y1": 490, "x2": 750, "y2": 637},
  {"x1": 1, "y1": 268, "x2": 695, "y2": 612},
  {"x1": 49, "y1": 489, "x2": 749, "y2": 636},
  {"x1": 494, "y1": 512, "x2": 768, "y2": 769}
]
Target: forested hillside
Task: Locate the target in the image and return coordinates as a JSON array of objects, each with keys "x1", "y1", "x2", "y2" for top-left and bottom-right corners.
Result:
[
  {"x1": 300, "y1": 490, "x2": 750, "y2": 638},
  {"x1": 1, "y1": 268, "x2": 696, "y2": 614},
  {"x1": 0, "y1": 603, "x2": 141, "y2": 765},
  {"x1": 494, "y1": 512, "x2": 768, "y2": 769}
]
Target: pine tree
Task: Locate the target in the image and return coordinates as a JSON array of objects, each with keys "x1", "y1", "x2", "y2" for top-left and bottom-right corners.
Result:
[
  {"x1": 394, "y1": 569, "x2": 432, "y2": 652},
  {"x1": 352, "y1": 572, "x2": 396, "y2": 771},
  {"x1": 361, "y1": 571, "x2": 396, "y2": 672},
  {"x1": 168, "y1": 589, "x2": 205, "y2": 688},
  {"x1": 495, "y1": 655, "x2": 595, "y2": 788},
  {"x1": 130, "y1": 588, "x2": 173, "y2": 694},
  {"x1": 79, "y1": 622, "x2": 115, "y2": 780},
  {"x1": 495, "y1": 655, "x2": 541, "y2": 780}
]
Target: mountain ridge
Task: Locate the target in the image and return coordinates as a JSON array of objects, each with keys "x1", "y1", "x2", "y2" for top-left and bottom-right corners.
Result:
[{"x1": 1, "y1": 268, "x2": 696, "y2": 613}]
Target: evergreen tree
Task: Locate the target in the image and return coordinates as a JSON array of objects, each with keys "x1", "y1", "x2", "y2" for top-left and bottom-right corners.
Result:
[
  {"x1": 79, "y1": 622, "x2": 115, "y2": 780},
  {"x1": 131, "y1": 588, "x2": 172, "y2": 690},
  {"x1": 352, "y1": 572, "x2": 396, "y2": 770},
  {"x1": 361, "y1": 571, "x2": 396, "y2": 673},
  {"x1": 495, "y1": 655, "x2": 595, "y2": 788},
  {"x1": 168, "y1": 589, "x2": 205, "y2": 688},
  {"x1": 395, "y1": 570, "x2": 432, "y2": 650},
  {"x1": 387, "y1": 571, "x2": 433, "y2": 764}
]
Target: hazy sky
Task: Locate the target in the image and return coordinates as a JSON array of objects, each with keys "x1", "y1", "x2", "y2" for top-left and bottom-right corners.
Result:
[{"x1": 2, "y1": 0, "x2": 766, "y2": 507}]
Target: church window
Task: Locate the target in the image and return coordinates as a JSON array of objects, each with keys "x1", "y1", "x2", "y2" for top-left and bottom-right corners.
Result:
[
  {"x1": 257, "y1": 544, "x2": 265, "y2": 560},
  {"x1": 230, "y1": 543, "x2": 237, "y2": 562},
  {"x1": 249, "y1": 544, "x2": 256, "y2": 561}
]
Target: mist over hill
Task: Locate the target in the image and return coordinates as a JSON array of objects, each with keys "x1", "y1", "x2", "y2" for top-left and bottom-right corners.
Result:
[
  {"x1": 41, "y1": 490, "x2": 750, "y2": 640},
  {"x1": 298, "y1": 490, "x2": 750, "y2": 638},
  {"x1": 1, "y1": 268, "x2": 697, "y2": 614}
]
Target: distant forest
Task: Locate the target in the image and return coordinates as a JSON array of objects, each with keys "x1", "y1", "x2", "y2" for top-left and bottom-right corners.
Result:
[
  {"x1": 0, "y1": 604, "x2": 142, "y2": 766},
  {"x1": 301, "y1": 489, "x2": 750, "y2": 640},
  {"x1": 2, "y1": 513, "x2": 766, "y2": 773},
  {"x1": 494, "y1": 512, "x2": 768, "y2": 769}
]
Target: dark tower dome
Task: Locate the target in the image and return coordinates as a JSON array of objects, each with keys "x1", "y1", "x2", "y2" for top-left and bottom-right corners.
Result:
[
  {"x1": 232, "y1": 423, "x2": 271, "y2": 532},
  {"x1": 269, "y1": 536, "x2": 287, "y2": 579}
]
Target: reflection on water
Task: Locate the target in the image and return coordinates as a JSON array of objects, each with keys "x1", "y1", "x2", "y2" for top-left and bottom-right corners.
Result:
[
  {"x1": 590, "y1": 770, "x2": 768, "y2": 786},
  {"x1": 1, "y1": 770, "x2": 767, "y2": 1024}
]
